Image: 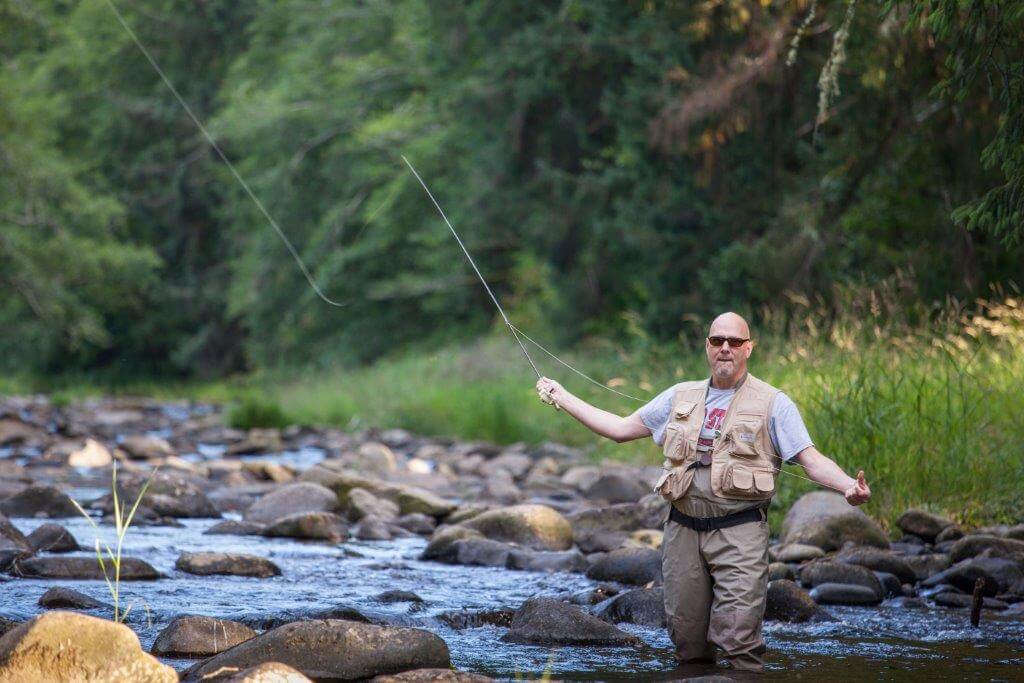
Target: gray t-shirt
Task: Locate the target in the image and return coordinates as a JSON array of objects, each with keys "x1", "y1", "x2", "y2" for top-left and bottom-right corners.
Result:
[{"x1": 638, "y1": 382, "x2": 812, "y2": 462}]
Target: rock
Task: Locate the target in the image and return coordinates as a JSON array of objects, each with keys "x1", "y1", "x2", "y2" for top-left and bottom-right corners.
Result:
[
  {"x1": 437, "y1": 609, "x2": 514, "y2": 630},
  {"x1": 0, "y1": 611, "x2": 176, "y2": 681},
  {"x1": 38, "y1": 587, "x2": 108, "y2": 610},
  {"x1": 935, "y1": 525, "x2": 964, "y2": 543},
  {"x1": 115, "y1": 471, "x2": 220, "y2": 519},
  {"x1": 501, "y1": 597, "x2": 641, "y2": 647},
  {"x1": 226, "y1": 429, "x2": 284, "y2": 456},
  {"x1": 224, "y1": 662, "x2": 312, "y2": 682},
  {"x1": 396, "y1": 513, "x2": 436, "y2": 535},
  {"x1": 834, "y1": 546, "x2": 917, "y2": 584},
  {"x1": 347, "y1": 487, "x2": 400, "y2": 521},
  {"x1": 390, "y1": 485, "x2": 457, "y2": 518},
  {"x1": 810, "y1": 583, "x2": 882, "y2": 606},
  {"x1": 0, "y1": 618, "x2": 20, "y2": 639},
  {"x1": 461, "y1": 505, "x2": 572, "y2": 551},
  {"x1": 628, "y1": 529, "x2": 663, "y2": 550},
  {"x1": 781, "y1": 491, "x2": 889, "y2": 551},
  {"x1": 261, "y1": 512, "x2": 347, "y2": 542},
  {"x1": 903, "y1": 553, "x2": 951, "y2": 581},
  {"x1": 14, "y1": 556, "x2": 160, "y2": 580},
  {"x1": 0, "y1": 514, "x2": 31, "y2": 552},
  {"x1": 151, "y1": 615, "x2": 256, "y2": 657},
  {"x1": 0, "y1": 485, "x2": 78, "y2": 518},
  {"x1": 873, "y1": 571, "x2": 903, "y2": 599},
  {"x1": 594, "y1": 587, "x2": 665, "y2": 627},
  {"x1": 922, "y1": 561, "x2": 1000, "y2": 597},
  {"x1": 565, "y1": 503, "x2": 651, "y2": 553},
  {"x1": 483, "y1": 471, "x2": 522, "y2": 504},
  {"x1": 582, "y1": 471, "x2": 648, "y2": 504},
  {"x1": 561, "y1": 466, "x2": 602, "y2": 491},
  {"x1": 768, "y1": 562, "x2": 796, "y2": 582},
  {"x1": 26, "y1": 523, "x2": 79, "y2": 553},
  {"x1": 67, "y1": 439, "x2": 114, "y2": 468},
  {"x1": 244, "y1": 483, "x2": 339, "y2": 524},
  {"x1": 948, "y1": 535, "x2": 1024, "y2": 564},
  {"x1": 120, "y1": 435, "x2": 174, "y2": 460},
  {"x1": 800, "y1": 561, "x2": 882, "y2": 598},
  {"x1": 771, "y1": 543, "x2": 825, "y2": 564},
  {"x1": 453, "y1": 538, "x2": 514, "y2": 567},
  {"x1": 585, "y1": 547, "x2": 662, "y2": 585},
  {"x1": 183, "y1": 619, "x2": 451, "y2": 681},
  {"x1": 965, "y1": 557, "x2": 1024, "y2": 594},
  {"x1": 421, "y1": 526, "x2": 484, "y2": 562},
  {"x1": 175, "y1": 552, "x2": 281, "y2": 578},
  {"x1": 353, "y1": 514, "x2": 395, "y2": 540},
  {"x1": 478, "y1": 452, "x2": 533, "y2": 480},
  {"x1": 896, "y1": 509, "x2": 954, "y2": 543},
  {"x1": 357, "y1": 442, "x2": 399, "y2": 474},
  {"x1": 376, "y1": 590, "x2": 424, "y2": 604},
  {"x1": 888, "y1": 596, "x2": 929, "y2": 609},
  {"x1": 1006, "y1": 524, "x2": 1024, "y2": 541},
  {"x1": 506, "y1": 548, "x2": 588, "y2": 573},
  {"x1": 932, "y1": 592, "x2": 1008, "y2": 610},
  {"x1": 370, "y1": 669, "x2": 492, "y2": 683},
  {"x1": 765, "y1": 580, "x2": 819, "y2": 622},
  {"x1": 205, "y1": 520, "x2": 265, "y2": 536}
]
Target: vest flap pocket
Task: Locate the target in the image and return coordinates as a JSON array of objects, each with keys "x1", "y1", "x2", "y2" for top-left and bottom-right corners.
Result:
[
  {"x1": 673, "y1": 401, "x2": 697, "y2": 419},
  {"x1": 754, "y1": 470, "x2": 775, "y2": 493},
  {"x1": 731, "y1": 466, "x2": 753, "y2": 490},
  {"x1": 728, "y1": 424, "x2": 760, "y2": 457}
]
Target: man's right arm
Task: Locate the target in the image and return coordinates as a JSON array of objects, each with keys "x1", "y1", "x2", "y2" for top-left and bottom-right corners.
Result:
[{"x1": 536, "y1": 377, "x2": 651, "y2": 443}]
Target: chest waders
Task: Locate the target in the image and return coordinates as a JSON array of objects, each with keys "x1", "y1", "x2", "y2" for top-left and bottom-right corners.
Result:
[{"x1": 655, "y1": 373, "x2": 780, "y2": 673}]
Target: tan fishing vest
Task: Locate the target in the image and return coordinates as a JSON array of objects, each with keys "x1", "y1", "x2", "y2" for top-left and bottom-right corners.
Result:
[{"x1": 653, "y1": 373, "x2": 781, "y2": 504}]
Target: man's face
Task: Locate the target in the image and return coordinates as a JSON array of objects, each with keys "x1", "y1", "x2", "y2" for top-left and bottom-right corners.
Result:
[{"x1": 705, "y1": 316, "x2": 753, "y2": 383}]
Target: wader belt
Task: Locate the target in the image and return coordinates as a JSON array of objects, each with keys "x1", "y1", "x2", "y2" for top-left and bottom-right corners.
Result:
[{"x1": 669, "y1": 504, "x2": 765, "y2": 532}]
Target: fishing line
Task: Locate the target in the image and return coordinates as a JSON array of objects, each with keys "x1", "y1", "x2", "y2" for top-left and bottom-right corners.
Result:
[{"x1": 101, "y1": 0, "x2": 346, "y2": 307}]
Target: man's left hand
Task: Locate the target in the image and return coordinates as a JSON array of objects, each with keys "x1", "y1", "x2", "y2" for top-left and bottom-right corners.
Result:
[{"x1": 844, "y1": 470, "x2": 871, "y2": 506}]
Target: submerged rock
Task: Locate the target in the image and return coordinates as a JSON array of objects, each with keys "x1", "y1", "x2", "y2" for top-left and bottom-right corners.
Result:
[
  {"x1": 175, "y1": 551, "x2": 281, "y2": 578},
  {"x1": 13, "y1": 556, "x2": 160, "y2": 581},
  {"x1": 781, "y1": 491, "x2": 888, "y2": 551},
  {"x1": 204, "y1": 520, "x2": 265, "y2": 536},
  {"x1": 502, "y1": 597, "x2": 641, "y2": 647},
  {"x1": 151, "y1": 615, "x2": 256, "y2": 658},
  {"x1": 183, "y1": 619, "x2": 451, "y2": 681},
  {"x1": 0, "y1": 611, "x2": 176, "y2": 681},
  {"x1": 261, "y1": 511, "x2": 347, "y2": 542},
  {"x1": 26, "y1": 523, "x2": 79, "y2": 553}
]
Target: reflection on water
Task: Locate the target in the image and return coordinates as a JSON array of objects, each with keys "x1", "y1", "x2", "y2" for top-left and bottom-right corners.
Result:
[{"x1": 3, "y1": 516, "x2": 1023, "y2": 680}]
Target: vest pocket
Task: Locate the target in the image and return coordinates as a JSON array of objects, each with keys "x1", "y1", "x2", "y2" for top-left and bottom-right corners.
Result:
[
  {"x1": 654, "y1": 465, "x2": 695, "y2": 502},
  {"x1": 722, "y1": 464, "x2": 774, "y2": 499},
  {"x1": 727, "y1": 423, "x2": 761, "y2": 458}
]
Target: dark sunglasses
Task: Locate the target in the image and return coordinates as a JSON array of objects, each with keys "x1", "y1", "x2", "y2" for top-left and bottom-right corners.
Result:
[{"x1": 707, "y1": 336, "x2": 750, "y2": 348}]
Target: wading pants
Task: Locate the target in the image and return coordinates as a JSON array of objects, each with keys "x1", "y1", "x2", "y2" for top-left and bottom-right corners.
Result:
[{"x1": 661, "y1": 512, "x2": 770, "y2": 672}]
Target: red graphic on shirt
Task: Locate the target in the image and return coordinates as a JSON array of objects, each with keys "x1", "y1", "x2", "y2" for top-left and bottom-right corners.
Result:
[{"x1": 698, "y1": 408, "x2": 727, "y2": 449}]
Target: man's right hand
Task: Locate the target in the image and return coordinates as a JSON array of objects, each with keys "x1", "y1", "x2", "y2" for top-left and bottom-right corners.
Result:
[{"x1": 536, "y1": 377, "x2": 563, "y2": 406}]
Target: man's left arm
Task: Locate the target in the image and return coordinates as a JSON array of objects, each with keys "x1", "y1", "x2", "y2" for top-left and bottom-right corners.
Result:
[{"x1": 792, "y1": 446, "x2": 871, "y2": 506}]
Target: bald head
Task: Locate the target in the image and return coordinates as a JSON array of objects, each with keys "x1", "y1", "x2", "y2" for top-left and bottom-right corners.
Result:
[{"x1": 705, "y1": 312, "x2": 753, "y2": 388}]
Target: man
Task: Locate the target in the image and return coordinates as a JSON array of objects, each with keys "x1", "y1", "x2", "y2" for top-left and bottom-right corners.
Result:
[{"x1": 535, "y1": 311, "x2": 870, "y2": 673}]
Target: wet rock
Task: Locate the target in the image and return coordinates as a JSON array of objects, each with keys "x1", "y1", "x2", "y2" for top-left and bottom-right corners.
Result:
[
  {"x1": 151, "y1": 615, "x2": 256, "y2": 658},
  {"x1": 903, "y1": 553, "x2": 951, "y2": 581},
  {"x1": 0, "y1": 514, "x2": 31, "y2": 552},
  {"x1": 873, "y1": 571, "x2": 903, "y2": 599},
  {"x1": 506, "y1": 548, "x2": 588, "y2": 573},
  {"x1": 965, "y1": 557, "x2": 1024, "y2": 594},
  {"x1": 26, "y1": 523, "x2": 79, "y2": 553},
  {"x1": 114, "y1": 471, "x2": 219, "y2": 519},
  {"x1": 370, "y1": 669, "x2": 492, "y2": 683},
  {"x1": 355, "y1": 442, "x2": 399, "y2": 474},
  {"x1": 347, "y1": 487, "x2": 400, "y2": 521},
  {"x1": 67, "y1": 439, "x2": 114, "y2": 468},
  {"x1": 628, "y1": 529, "x2": 663, "y2": 550},
  {"x1": 421, "y1": 526, "x2": 484, "y2": 562},
  {"x1": 184, "y1": 619, "x2": 451, "y2": 681},
  {"x1": 1006, "y1": 524, "x2": 1024, "y2": 541},
  {"x1": 261, "y1": 511, "x2": 347, "y2": 542},
  {"x1": 765, "y1": 580, "x2": 819, "y2": 622},
  {"x1": 574, "y1": 530, "x2": 632, "y2": 554},
  {"x1": 768, "y1": 562, "x2": 796, "y2": 582},
  {"x1": 948, "y1": 535, "x2": 1024, "y2": 564},
  {"x1": 0, "y1": 485, "x2": 78, "y2": 518},
  {"x1": 353, "y1": 514, "x2": 393, "y2": 540},
  {"x1": 483, "y1": 470, "x2": 522, "y2": 504},
  {"x1": 396, "y1": 513, "x2": 436, "y2": 535},
  {"x1": 932, "y1": 592, "x2": 1008, "y2": 610},
  {"x1": 461, "y1": 505, "x2": 572, "y2": 551},
  {"x1": 38, "y1": 587, "x2": 108, "y2": 610},
  {"x1": 887, "y1": 596, "x2": 928, "y2": 609},
  {"x1": 594, "y1": 587, "x2": 665, "y2": 627},
  {"x1": 120, "y1": 435, "x2": 174, "y2": 460},
  {"x1": 376, "y1": 590, "x2": 424, "y2": 604},
  {"x1": 502, "y1": 597, "x2": 641, "y2": 647},
  {"x1": 561, "y1": 466, "x2": 601, "y2": 491},
  {"x1": 922, "y1": 561, "x2": 999, "y2": 597},
  {"x1": 834, "y1": 546, "x2": 917, "y2": 584},
  {"x1": 437, "y1": 609, "x2": 514, "y2": 630},
  {"x1": 565, "y1": 503, "x2": 652, "y2": 553},
  {"x1": 582, "y1": 471, "x2": 648, "y2": 504},
  {"x1": 770, "y1": 543, "x2": 825, "y2": 564},
  {"x1": 810, "y1": 583, "x2": 882, "y2": 606},
  {"x1": 14, "y1": 556, "x2": 160, "y2": 580},
  {"x1": 205, "y1": 520, "x2": 265, "y2": 536},
  {"x1": 175, "y1": 551, "x2": 281, "y2": 578},
  {"x1": 781, "y1": 492, "x2": 889, "y2": 551},
  {"x1": 0, "y1": 548, "x2": 32, "y2": 572},
  {"x1": 800, "y1": 561, "x2": 882, "y2": 598},
  {"x1": 585, "y1": 547, "x2": 662, "y2": 585},
  {"x1": 935, "y1": 525, "x2": 964, "y2": 543},
  {"x1": 390, "y1": 485, "x2": 457, "y2": 518},
  {"x1": 0, "y1": 611, "x2": 176, "y2": 681},
  {"x1": 244, "y1": 482, "x2": 338, "y2": 524},
  {"x1": 0, "y1": 416, "x2": 47, "y2": 447},
  {"x1": 225, "y1": 429, "x2": 284, "y2": 456},
  {"x1": 478, "y1": 452, "x2": 533, "y2": 480},
  {"x1": 224, "y1": 662, "x2": 312, "y2": 682},
  {"x1": 454, "y1": 538, "x2": 514, "y2": 567},
  {"x1": 896, "y1": 509, "x2": 954, "y2": 543},
  {"x1": 0, "y1": 618, "x2": 20, "y2": 638}
]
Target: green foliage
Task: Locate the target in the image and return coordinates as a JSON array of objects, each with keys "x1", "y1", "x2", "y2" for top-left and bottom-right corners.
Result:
[{"x1": 227, "y1": 394, "x2": 292, "y2": 430}]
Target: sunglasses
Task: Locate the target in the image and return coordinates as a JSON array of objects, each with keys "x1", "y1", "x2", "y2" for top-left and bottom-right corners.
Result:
[{"x1": 707, "y1": 336, "x2": 750, "y2": 348}]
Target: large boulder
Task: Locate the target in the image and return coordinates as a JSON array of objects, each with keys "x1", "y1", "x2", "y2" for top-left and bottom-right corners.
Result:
[
  {"x1": 781, "y1": 491, "x2": 889, "y2": 551},
  {"x1": 948, "y1": 535, "x2": 1024, "y2": 564},
  {"x1": 502, "y1": 597, "x2": 641, "y2": 647},
  {"x1": 13, "y1": 556, "x2": 160, "y2": 580},
  {"x1": 244, "y1": 483, "x2": 339, "y2": 524},
  {"x1": 800, "y1": 561, "x2": 882, "y2": 598},
  {"x1": 0, "y1": 611, "x2": 176, "y2": 681},
  {"x1": 183, "y1": 619, "x2": 450, "y2": 681},
  {"x1": 833, "y1": 546, "x2": 916, "y2": 585},
  {"x1": 585, "y1": 547, "x2": 662, "y2": 585},
  {"x1": 896, "y1": 509, "x2": 954, "y2": 543},
  {"x1": 461, "y1": 505, "x2": 572, "y2": 551},
  {"x1": 176, "y1": 552, "x2": 281, "y2": 578},
  {"x1": 765, "y1": 580, "x2": 819, "y2": 622},
  {"x1": 26, "y1": 523, "x2": 79, "y2": 553},
  {"x1": 261, "y1": 512, "x2": 347, "y2": 542},
  {"x1": 594, "y1": 587, "x2": 665, "y2": 627},
  {"x1": 0, "y1": 485, "x2": 79, "y2": 518},
  {"x1": 151, "y1": 616, "x2": 256, "y2": 657}
]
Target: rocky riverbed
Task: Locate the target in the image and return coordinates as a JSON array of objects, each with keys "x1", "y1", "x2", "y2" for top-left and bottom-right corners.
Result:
[{"x1": 0, "y1": 396, "x2": 1022, "y2": 681}]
